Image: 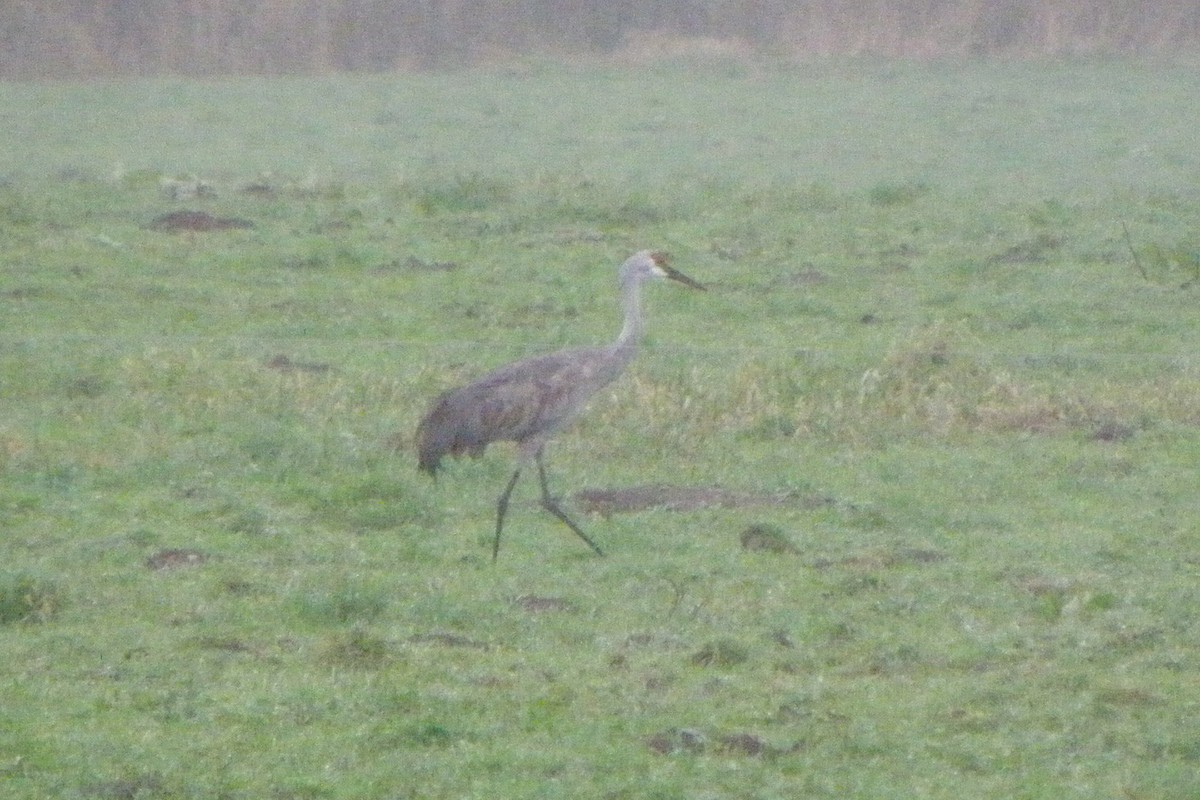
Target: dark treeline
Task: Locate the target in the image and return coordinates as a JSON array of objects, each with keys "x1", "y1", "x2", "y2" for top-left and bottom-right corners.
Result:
[{"x1": 3, "y1": 0, "x2": 1198, "y2": 78}]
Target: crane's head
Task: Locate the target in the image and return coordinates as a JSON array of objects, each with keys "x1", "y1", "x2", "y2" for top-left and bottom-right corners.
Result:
[{"x1": 621, "y1": 250, "x2": 706, "y2": 291}]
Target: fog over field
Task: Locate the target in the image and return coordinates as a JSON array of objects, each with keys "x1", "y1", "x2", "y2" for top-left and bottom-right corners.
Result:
[{"x1": 2, "y1": 5, "x2": 1199, "y2": 800}]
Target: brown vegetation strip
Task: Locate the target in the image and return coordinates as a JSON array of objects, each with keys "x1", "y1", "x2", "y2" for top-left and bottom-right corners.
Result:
[
  {"x1": 264, "y1": 354, "x2": 333, "y2": 374},
  {"x1": 811, "y1": 547, "x2": 947, "y2": 571},
  {"x1": 148, "y1": 210, "x2": 254, "y2": 231},
  {"x1": 9, "y1": 5, "x2": 1198, "y2": 78},
  {"x1": 514, "y1": 595, "x2": 576, "y2": 613},
  {"x1": 407, "y1": 632, "x2": 490, "y2": 650},
  {"x1": 644, "y1": 728, "x2": 795, "y2": 758}
]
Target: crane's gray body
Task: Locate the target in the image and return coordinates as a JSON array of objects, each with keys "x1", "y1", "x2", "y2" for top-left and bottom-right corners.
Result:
[
  {"x1": 418, "y1": 341, "x2": 634, "y2": 474},
  {"x1": 415, "y1": 250, "x2": 704, "y2": 558}
]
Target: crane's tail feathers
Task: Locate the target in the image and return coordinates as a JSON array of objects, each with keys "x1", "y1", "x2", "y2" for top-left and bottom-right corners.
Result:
[
  {"x1": 417, "y1": 388, "x2": 495, "y2": 477},
  {"x1": 417, "y1": 390, "x2": 456, "y2": 477}
]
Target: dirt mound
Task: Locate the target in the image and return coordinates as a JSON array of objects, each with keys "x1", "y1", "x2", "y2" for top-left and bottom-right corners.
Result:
[
  {"x1": 575, "y1": 484, "x2": 833, "y2": 515},
  {"x1": 145, "y1": 548, "x2": 207, "y2": 570}
]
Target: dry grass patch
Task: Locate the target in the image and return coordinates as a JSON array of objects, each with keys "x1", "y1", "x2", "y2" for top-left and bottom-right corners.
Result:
[{"x1": 856, "y1": 323, "x2": 1200, "y2": 437}]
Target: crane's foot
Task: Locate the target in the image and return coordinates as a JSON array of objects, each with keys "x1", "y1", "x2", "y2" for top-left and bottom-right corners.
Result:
[
  {"x1": 533, "y1": 453, "x2": 604, "y2": 556},
  {"x1": 539, "y1": 495, "x2": 604, "y2": 556}
]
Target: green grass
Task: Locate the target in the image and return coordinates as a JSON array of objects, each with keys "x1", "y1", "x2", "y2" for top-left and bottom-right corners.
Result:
[{"x1": 2, "y1": 58, "x2": 1200, "y2": 799}]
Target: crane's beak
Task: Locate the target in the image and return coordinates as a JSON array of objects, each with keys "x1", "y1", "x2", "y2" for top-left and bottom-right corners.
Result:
[
  {"x1": 649, "y1": 250, "x2": 706, "y2": 291},
  {"x1": 663, "y1": 264, "x2": 706, "y2": 291}
]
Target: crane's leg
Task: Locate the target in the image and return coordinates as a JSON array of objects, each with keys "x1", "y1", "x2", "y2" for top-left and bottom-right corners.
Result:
[
  {"x1": 493, "y1": 467, "x2": 522, "y2": 562},
  {"x1": 535, "y1": 451, "x2": 604, "y2": 556}
]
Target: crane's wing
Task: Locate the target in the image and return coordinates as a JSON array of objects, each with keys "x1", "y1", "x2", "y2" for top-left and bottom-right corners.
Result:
[{"x1": 417, "y1": 346, "x2": 623, "y2": 475}]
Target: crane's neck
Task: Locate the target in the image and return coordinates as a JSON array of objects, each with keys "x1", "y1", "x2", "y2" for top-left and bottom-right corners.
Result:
[{"x1": 613, "y1": 276, "x2": 645, "y2": 358}]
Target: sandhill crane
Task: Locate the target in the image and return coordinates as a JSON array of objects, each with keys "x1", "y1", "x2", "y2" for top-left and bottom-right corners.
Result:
[{"x1": 417, "y1": 250, "x2": 705, "y2": 560}]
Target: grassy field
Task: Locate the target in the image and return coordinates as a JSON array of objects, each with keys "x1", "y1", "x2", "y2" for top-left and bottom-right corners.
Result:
[{"x1": 2, "y1": 58, "x2": 1199, "y2": 799}]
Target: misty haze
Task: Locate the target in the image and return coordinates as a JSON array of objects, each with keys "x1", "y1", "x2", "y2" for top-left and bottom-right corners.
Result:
[{"x1": 3, "y1": 3, "x2": 1199, "y2": 800}]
